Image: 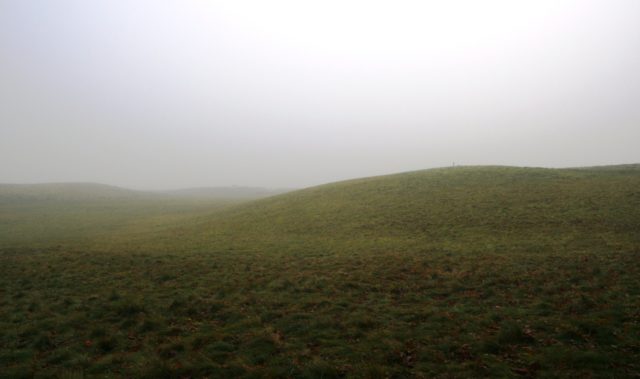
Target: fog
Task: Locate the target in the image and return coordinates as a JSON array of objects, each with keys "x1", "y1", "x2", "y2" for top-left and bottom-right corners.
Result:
[{"x1": 1, "y1": 1, "x2": 639, "y2": 190}]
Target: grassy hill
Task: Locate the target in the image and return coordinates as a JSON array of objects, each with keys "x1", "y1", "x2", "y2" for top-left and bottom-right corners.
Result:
[
  {"x1": 129, "y1": 165, "x2": 640, "y2": 254},
  {"x1": 1, "y1": 165, "x2": 639, "y2": 377}
]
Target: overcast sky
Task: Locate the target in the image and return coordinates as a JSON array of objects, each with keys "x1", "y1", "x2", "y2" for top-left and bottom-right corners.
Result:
[{"x1": 1, "y1": 1, "x2": 639, "y2": 189}]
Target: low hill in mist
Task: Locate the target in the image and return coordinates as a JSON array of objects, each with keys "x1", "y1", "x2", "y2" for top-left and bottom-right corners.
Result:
[
  {"x1": 0, "y1": 183, "x2": 291, "y2": 203},
  {"x1": 158, "y1": 186, "x2": 292, "y2": 200},
  {"x1": 0, "y1": 183, "x2": 142, "y2": 203}
]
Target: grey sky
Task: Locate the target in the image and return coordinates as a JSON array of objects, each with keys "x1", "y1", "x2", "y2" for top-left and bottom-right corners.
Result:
[{"x1": 1, "y1": 1, "x2": 639, "y2": 189}]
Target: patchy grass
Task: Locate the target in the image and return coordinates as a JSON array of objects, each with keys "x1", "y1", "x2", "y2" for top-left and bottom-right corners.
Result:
[{"x1": 1, "y1": 165, "x2": 639, "y2": 377}]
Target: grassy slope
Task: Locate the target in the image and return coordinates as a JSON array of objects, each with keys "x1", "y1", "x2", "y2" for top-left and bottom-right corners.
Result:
[
  {"x1": 132, "y1": 165, "x2": 640, "y2": 254},
  {"x1": 0, "y1": 183, "x2": 262, "y2": 250},
  {"x1": 1, "y1": 166, "x2": 639, "y2": 378}
]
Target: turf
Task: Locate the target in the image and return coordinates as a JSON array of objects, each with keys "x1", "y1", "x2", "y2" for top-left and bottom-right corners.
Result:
[
  {"x1": 0, "y1": 183, "x2": 257, "y2": 249},
  {"x1": 1, "y1": 165, "x2": 639, "y2": 377}
]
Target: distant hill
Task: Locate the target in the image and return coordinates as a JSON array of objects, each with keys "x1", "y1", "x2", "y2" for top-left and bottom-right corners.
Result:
[
  {"x1": 0, "y1": 183, "x2": 290, "y2": 204},
  {"x1": 158, "y1": 186, "x2": 292, "y2": 200},
  {"x1": 0, "y1": 182, "x2": 144, "y2": 203}
]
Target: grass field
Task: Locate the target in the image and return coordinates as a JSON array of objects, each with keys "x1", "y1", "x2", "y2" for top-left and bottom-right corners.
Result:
[
  {"x1": 1, "y1": 166, "x2": 639, "y2": 377},
  {"x1": 0, "y1": 183, "x2": 280, "y2": 250}
]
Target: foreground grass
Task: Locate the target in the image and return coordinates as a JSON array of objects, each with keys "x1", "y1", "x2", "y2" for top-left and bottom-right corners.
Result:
[
  {"x1": 1, "y1": 165, "x2": 639, "y2": 377},
  {"x1": 1, "y1": 247, "x2": 638, "y2": 378}
]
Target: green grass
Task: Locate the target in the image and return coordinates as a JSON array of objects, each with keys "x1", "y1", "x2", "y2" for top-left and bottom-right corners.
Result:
[
  {"x1": 1, "y1": 165, "x2": 639, "y2": 377},
  {"x1": 0, "y1": 183, "x2": 258, "y2": 249}
]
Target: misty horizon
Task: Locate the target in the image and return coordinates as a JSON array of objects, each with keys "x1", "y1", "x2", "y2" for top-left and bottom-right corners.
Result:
[
  {"x1": 1, "y1": 162, "x2": 639, "y2": 192},
  {"x1": 2, "y1": 1, "x2": 639, "y2": 190}
]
